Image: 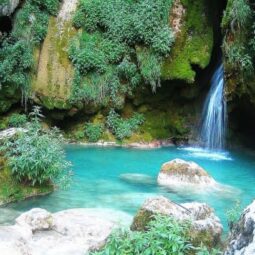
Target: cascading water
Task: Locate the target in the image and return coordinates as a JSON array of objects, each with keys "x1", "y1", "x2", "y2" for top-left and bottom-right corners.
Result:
[{"x1": 200, "y1": 64, "x2": 227, "y2": 150}]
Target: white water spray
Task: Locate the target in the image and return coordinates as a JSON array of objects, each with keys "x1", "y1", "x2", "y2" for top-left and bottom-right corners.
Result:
[{"x1": 200, "y1": 64, "x2": 227, "y2": 150}]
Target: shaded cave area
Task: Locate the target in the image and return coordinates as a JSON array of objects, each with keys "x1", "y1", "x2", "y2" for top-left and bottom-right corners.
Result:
[{"x1": 0, "y1": 16, "x2": 12, "y2": 36}]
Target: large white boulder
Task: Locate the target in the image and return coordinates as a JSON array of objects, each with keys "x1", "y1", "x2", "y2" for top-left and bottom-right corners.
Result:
[
  {"x1": 225, "y1": 200, "x2": 255, "y2": 255},
  {"x1": 0, "y1": 208, "x2": 132, "y2": 255}
]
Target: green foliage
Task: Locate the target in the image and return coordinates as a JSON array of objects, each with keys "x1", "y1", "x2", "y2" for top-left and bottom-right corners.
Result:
[
  {"x1": 8, "y1": 113, "x2": 27, "y2": 127},
  {"x1": 137, "y1": 47, "x2": 161, "y2": 92},
  {"x1": 222, "y1": 0, "x2": 255, "y2": 74},
  {"x1": 222, "y1": 0, "x2": 252, "y2": 30},
  {"x1": 85, "y1": 123, "x2": 104, "y2": 142},
  {"x1": 74, "y1": 130, "x2": 85, "y2": 140},
  {"x1": 226, "y1": 200, "x2": 242, "y2": 228},
  {"x1": 161, "y1": 0, "x2": 213, "y2": 82},
  {"x1": 0, "y1": 0, "x2": 60, "y2": 109},
  {"x1": 70, "y1": 0, "x2": 175, "y2": 106},
  {"x1": 91, "y1": 214, "x2": 193, "y2": 255},
  {"x1": 0, "y1": 107, "x2": 71, "y2": 186},
  {"x1": 107, "y1": 109, "x2": 144, "y2": 140},
  {"x1": 0, "y1": 39, "x2": 33, "y2": 90},
  {"x1": 196, "y1": 245, "x2": 222, "y2": 255}
]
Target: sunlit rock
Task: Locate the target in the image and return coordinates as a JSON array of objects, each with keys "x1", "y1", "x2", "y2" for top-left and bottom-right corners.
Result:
[
  {"x1": 131, "y1": 196, "x2": 223, "y2": 248},
  {"x1": 0, "y1": 208, "x2": 131, "y2": 255},
  {"x1": 157, "y1": 158, "x2": 217, "y2": 188},
  {"x1": 225, "y1": 200, "x2": 255, "y2": 255}
]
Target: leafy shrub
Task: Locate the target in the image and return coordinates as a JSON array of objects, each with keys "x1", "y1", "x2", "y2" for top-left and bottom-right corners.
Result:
[
  {"x1": 70, "y1": 0, "x2": 175, "y2": 106},
  {"x1": 107, "y1": 109, "x2": 144, "y2": 140},
  {"x1": 222, "y1": 0, "x2": 254, "y2": 75},
  {"x1": 91, "y1": 214, "x2": 193, "y2": 255},
  {"x1": 74, "y1": 130, "x2": 85, "y2": 140},
  {"x1": 196, "y1": 245, "x2": 222, "y2": 255},
  {"x1": 1, "y1": 108, "x2": 71, "y2": 186},
  {"x1": 137, "y1": 48, "x2": 161, "y2": 92},
  {"x1": 8, "y1": 113, "x2": 27, "y2": 127},
  {"x1": 226, "y1": 200, "x2": 242, "y2": 229},
  {"x1": 85, "y1": 123, "x2": 104, "y2": 142},
  {"x1": 0, "y1": 0, "x2": 60, "y2": 109}
]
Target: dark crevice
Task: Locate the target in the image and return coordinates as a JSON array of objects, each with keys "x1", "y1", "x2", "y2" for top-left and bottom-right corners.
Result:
[
  {"x1": 0, "y1": 16, "x2": 13, "y2": 35},
  {"x1": 194, "y1": 0, "x2": 227, "y2": 90}
]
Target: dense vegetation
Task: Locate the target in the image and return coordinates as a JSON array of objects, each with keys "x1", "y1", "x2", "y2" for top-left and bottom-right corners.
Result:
[
  {"x1": 0, "y1": 107, "x2": 71, "y2": 187},
  {"x1": 69, "y1": 0, "x2": 175, "y2": 108},
  {"x1": 0, "y1": 0, "x2": 60, "y2": 110},
  {"x1": 91, "y1": 215, "x2": 221, "y2": 255},
  {"x1": 222, "y1": 0, "x2": 255, "y2": 73}
]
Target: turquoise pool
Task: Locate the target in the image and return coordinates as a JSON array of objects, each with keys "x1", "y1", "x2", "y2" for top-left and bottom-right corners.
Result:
[{"x1": 1, "y1": 145, "x2": 255, "y2": 230}]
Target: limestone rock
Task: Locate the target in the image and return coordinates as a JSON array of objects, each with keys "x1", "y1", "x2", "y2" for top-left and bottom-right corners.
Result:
[
  {"x1": 0, "y1": 0, "x2": 19, "y2": 16},
  {"x1": 225, "y1": 200, "x2": 255, "y2": 255},
  {"x1": 0, "y1": 128, "x2": 26, "y2": 140},
  {"x1": 0, "y1": 208, "x2": 131, "y2": 255},
  {"x1": 157, "y1": 158, "x2": 217, "y2": 188},
  {"x1": 131, "y1": 196, "x2": 223, "y2": 248},
  {"x1": 16, "y1": 208, "x2": 53, "y2": 232}
]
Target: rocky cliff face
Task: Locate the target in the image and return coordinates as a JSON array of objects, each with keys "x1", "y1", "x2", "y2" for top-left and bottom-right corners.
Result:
[{"x1": 3, "y1": 0, "x2": 246, "y2": 143}]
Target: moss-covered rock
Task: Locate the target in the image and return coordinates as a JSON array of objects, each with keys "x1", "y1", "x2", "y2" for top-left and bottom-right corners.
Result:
[
  {"x1": 131, "y1": 196, "x2": 223, "y2": 249},
  {"x1": 0, "y1": 86, "x2": 20, "y2": 114},
  {"x1": 0, "y1": 157, "x2": 53, "y2": 205},
  {"x1": 32, "y1": 2, "x2": 78, "y2": 110},
  {"x1": 161, "y1": 0, "x2": 213, "y2": 82}
]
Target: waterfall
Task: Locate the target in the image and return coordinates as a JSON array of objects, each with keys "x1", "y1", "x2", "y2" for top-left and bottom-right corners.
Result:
[{"x1": 200, "y1": 64, "x2": 227, "y2": 150}]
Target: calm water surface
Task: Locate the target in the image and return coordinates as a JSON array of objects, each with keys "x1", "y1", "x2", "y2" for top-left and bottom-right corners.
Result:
[{"x1": 1, "y1": 145, "x2": 255, "y2": 230}]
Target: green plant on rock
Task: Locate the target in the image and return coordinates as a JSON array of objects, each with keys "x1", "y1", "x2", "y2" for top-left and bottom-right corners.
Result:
[
  {"x1": 91, "y1": 214, "x2": 193, "y2": 255},
  {"x1": 8, "y1": 113, "x2": 28, "y2": 127},
  {"x1": 196, "y1": 245, "x2": 222, "y2": 255},
  {"x1": 222, "y1": 0, "x2": 255, "y2": 74},
  {"x1": 107, "y1": 109, "x2": 144, "y2": 140},
  {"x1": 0, "y1": 107, "x2": 71, "y2": 187},
  {"x1": 85, "y1": 123, "x2": 104, "y2": 142},
  {"x1": 226, "y1": 200, "x2": 242, "y2": 229}
]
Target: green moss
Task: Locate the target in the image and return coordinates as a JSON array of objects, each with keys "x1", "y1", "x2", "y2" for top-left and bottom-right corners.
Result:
[
  {"x1": 0, "y1": 158, "x2": 53, "y2": 205},
  {"x1": 39, "y1": 96, "x2": 72, "y2": 110},
  {"x1": 161, "y1": 0, "x2": 213, "y2": 82},
  {"x1": 130, "y1": 209, "x2": 154, "y2": 231}
]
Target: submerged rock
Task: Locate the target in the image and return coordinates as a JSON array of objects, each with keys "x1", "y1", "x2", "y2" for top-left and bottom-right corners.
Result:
[
  {"x1": 225, "y1": 200, "x2": 255, "y2": 255},
  {"x1": 119, "y1": 173, "x2": 155, "y2": 185},
  {"x1": 157, "y1": 158, "x2": 217, "y2": 188},
  {"x1": 131, "y1": 196, "x2": 223, "y2": 248},
  {"x1": 0, "y1": 208, "x2": 131, "y2": 255}
]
